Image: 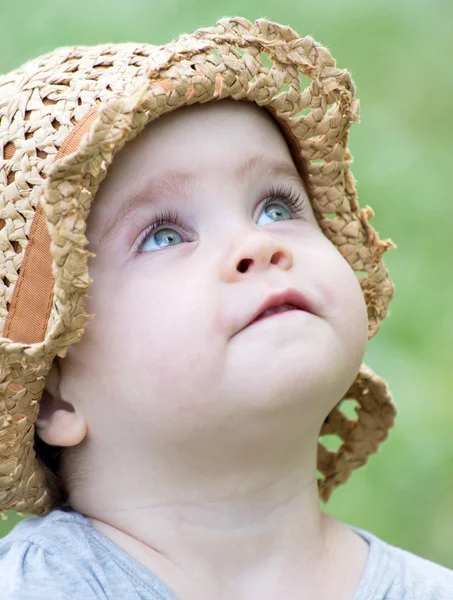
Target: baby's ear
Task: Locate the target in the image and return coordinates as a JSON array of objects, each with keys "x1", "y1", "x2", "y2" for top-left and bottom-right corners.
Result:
[{"x1": 35, "y1": 358, "x2": 88, "y2": 447}]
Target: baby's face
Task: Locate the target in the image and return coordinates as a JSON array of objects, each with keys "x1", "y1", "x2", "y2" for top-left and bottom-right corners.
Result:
[{"x1": 58, "y1": 101, "x2": 368, "y2": 465}]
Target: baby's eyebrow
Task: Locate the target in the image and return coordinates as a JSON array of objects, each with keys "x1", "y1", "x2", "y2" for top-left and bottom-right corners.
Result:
[
  {"x1": 236, "y1": 155, "x2": 301, "y2": 185},
  {"x1": 98, "y1": 154, "x2": 302, "y2": 247},
  {"x1": 99, "y1": 171, "x2": 195, "y2": 247}
]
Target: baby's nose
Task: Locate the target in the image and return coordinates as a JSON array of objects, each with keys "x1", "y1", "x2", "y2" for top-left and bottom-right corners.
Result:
[{"x1": 220, "y1": 231, "x2": 293, "y2": 283}]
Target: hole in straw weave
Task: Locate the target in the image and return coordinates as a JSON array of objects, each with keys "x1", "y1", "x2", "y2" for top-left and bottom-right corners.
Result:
[
  {"x1": 338, "y1": 398, "x2": 360, "y2": 421},
  {"x1": 319, "y1": 434, "x2": 343, "y2": 453},
  {"x1": 355, "y1": 271, "x2": 369, "y2": 279},
  {"x1": 233, "y1": 45, "x2": 246, "y2": 59},
  {"x1": 260, "y1": 52, "x2": 273, "y2": 69},
  {"x1": 210, "y1": 49, "x2": 221, "y2": 62},
  {"x1": 10, "y1": 240, "x2": 20, "y2": 253},
  {"x1": 299, "y1": 72, "x2": 312, "y2": 91},
  {"x1": 323, "y1": 213, "x2": 336, "y2": 220},
  {"x1": 3, "y1": 141, "x2": 15, "y2": 161},
  {"x1": 293, "y1": 106, "x2": 313, "y2": 118},
  {"x1": 279, "y1": 82, "x2": 291, "y2": 93}
]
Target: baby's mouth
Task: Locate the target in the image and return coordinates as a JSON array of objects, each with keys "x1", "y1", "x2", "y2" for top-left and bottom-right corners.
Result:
[
  {"x1": 235, "y1": 288, "x2": 316, "y2": 335},
  {"x1": 252, "y1": 303, "x2": 301, "y2": 323}
]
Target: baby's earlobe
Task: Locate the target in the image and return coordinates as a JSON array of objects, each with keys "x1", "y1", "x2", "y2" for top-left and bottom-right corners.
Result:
[
  {"x1": 35, "y1": 395, "x2": 88, "y2": 447},
  {"x1": 36, "y1": 360, "x2": 88, "y2": 447}
]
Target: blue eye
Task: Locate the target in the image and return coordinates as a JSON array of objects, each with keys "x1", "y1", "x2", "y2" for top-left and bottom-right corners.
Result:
[
  {"x1": 257, "y1": 201, "x2": 292, "y2": 226},
  {"x1": 135, "y1": 209, "x2": 188, "y2": 254},
  {"x1": 134, "y1": 186, "x2": 306, "y2": 255},
  {"x1": 141, "y1": 228, "x2": 184, "y2": 252}
]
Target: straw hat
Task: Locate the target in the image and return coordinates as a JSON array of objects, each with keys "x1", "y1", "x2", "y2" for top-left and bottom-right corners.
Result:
[{"x1": 0, "y1": 17, "x2": 396, "y2": 516}]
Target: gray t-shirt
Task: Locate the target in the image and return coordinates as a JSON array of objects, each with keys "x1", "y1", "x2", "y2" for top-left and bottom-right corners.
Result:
[{"x1": 0, "y1": 509, "x2": 452, "y2": 599}]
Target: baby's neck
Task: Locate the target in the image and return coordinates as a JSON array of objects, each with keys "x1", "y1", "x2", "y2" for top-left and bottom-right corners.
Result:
[{"x1": 81, "y1": 473, "x2": 368, "y2": 600}]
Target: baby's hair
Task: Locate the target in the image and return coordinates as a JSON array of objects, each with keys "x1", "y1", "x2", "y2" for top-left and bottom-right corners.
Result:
[{"x1": 34, "y1": 434, "x2": 70, "y2": 510}]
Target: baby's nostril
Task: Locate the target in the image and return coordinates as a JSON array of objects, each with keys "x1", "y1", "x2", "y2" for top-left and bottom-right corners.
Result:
[
  {"x1": 270, "y1": 251, "x2": 285, "y2": 265},
  {"x1": 237, "y1": 258, "x2": 252, "y2": 273}
]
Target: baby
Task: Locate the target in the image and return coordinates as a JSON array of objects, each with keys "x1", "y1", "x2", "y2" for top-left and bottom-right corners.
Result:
[{"x1": 0, "y1": 17, "x2": 452, "y2": 600}]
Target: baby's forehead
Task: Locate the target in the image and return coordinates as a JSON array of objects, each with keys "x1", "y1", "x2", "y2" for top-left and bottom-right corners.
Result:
[{"x1": 100, "y1": 101, "x2": 299, "y2": 192}]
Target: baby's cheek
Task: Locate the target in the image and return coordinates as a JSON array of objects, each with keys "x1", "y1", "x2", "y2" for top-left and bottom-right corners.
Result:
[
  {"x1": 129, "y1": 314, "x2": 220, "y2": 387},
  {"x1": 318, "y1": 247, "x2": 368, "y2": 335}
]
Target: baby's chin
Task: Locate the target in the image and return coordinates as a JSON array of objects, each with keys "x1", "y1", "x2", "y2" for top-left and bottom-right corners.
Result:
[
  {"x1": 219, "y1": 358, "x2": 340, "y2": 416},
  {"x1": 220, "y1": 337, "x2": 360, "y2": 418}
]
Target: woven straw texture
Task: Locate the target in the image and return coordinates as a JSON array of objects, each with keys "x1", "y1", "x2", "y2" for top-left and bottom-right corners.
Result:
[{"x1": 0, "y1": 18, "x2": 396, "y2": 516}]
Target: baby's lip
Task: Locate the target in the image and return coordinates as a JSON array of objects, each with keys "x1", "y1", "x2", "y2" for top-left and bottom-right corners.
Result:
[{"x1": 234, "y1": 288, "x2": 317, "y2": 336}]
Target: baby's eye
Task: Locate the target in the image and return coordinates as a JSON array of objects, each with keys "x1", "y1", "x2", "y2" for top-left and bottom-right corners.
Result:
[
  {"x1": 135, "y1": 188, "x2": 303, "y2": 255},
  {"x1": 256, "y1": 201, "x2": 292, "y2": 226},
  {"x1": 141, "y1": 228, "x2": 184, "y2": 252}
]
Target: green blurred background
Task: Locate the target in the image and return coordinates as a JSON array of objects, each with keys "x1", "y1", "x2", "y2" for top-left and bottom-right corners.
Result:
[{"x1": 1, "y1": 0, "x2": 452, "y2": 569}]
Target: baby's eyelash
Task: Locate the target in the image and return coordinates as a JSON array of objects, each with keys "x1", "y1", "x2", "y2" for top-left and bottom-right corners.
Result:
[
  {"x1": 263, "y1": 184, "x2": 307, "y2": 217},
  {"x1": 133, "y1": 184, "x2": 308, "y2": 254},
  {"x1": 134, "y1": 209, "x2": 190, "y2": 254}
]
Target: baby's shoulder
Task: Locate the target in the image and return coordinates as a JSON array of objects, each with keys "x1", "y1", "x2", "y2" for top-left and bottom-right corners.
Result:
[
  {"x1": 0, "y1": 509, "x2": 177, "y2": 600},
  {"x1": 356, "y1": 527, "x2": 453, "y2": 599},
  {"x1": 0, "y1": 510, "x2": 101, "y2": 599},
  {"x1": 0, "y1": 509, "x2": 103, "y2": 566}
]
